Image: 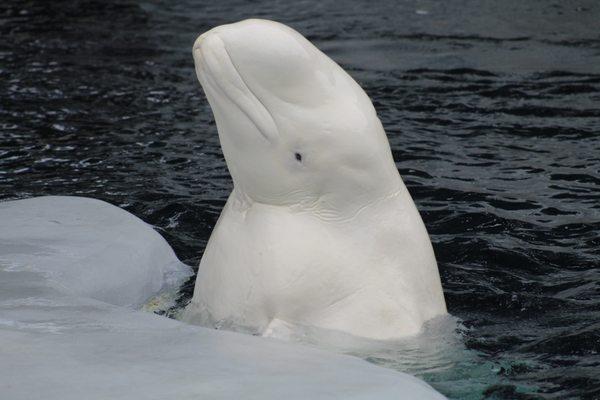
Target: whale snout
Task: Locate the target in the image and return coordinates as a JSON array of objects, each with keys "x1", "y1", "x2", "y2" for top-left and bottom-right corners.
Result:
[
  {"x1": 192, "y1": 31, "x2": 208, "y2": 54},
  {"x1": 193, "y1": 19, "x2": 305, "y2": 77},
  {"x1": 192, "y1": 21, "x2": 280, "y2": 143},
  {"x1": 192, "y1": 28, "x2": 224, "y2": 72},
  {"x1": 194, "y1": 19, "x2": 338, "y2": 108},
  {"x1": 192, "y1": 24, "x2": 226, "y2": 56}
]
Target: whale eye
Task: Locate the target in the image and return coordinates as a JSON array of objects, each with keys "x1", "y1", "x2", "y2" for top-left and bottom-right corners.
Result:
[{"x1": 294, "y1": 152, "x2": 302, "y2": 162}]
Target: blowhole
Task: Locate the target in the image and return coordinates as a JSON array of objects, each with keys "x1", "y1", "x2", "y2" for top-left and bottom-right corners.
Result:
[{"x1": 294, "y1": 152, "x2": 302, "y2": 162}]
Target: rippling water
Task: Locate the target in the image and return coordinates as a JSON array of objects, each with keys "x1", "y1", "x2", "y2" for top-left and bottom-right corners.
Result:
[{"x1": 1, "y1": 1, "x2": 599, "y2": 399}]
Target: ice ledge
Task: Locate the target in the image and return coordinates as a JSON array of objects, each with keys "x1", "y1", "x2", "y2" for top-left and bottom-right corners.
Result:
[{"x1": 0, "y1": 196, "x2": 193, "y2": 308}]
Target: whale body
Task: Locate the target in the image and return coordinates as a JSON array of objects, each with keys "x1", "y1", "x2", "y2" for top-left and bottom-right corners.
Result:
[{"x1": 184, "y1": 19, "x2": 447, "y2": 340}]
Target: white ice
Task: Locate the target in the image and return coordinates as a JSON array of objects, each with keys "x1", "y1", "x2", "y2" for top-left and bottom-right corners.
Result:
[
  {"x1": 0, "y1": 196, "x2": 445, "y2": 399},
  {"x1": 0, "y1": 196, "x2": 192, "y2": 308}
]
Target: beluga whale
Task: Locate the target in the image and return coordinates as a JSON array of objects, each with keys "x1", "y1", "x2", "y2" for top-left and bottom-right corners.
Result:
[{"x1": 183, "y1": 19, "x2": 447, "y2": 340}]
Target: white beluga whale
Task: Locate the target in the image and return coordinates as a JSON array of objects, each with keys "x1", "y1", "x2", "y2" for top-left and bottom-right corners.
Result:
[{"x1": 183, "y1": 19, "x2": 447, "y2": 340}]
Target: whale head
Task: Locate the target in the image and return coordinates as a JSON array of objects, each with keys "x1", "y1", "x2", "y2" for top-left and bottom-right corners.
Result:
[{"x1": 193, "y1": 19, "x2": 401, "y2": 217}]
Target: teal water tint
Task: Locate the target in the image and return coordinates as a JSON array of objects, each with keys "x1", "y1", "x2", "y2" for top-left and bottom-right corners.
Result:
[
  {"x1": 271, "y1": 316, "x2": 540, "y2": 399},
  {"x1": 368, "y1": 324, "x2": 542, "y2": 399}
]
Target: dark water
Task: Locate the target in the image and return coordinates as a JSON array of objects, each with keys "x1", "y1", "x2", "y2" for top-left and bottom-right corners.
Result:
[{"x1": 1, "y1": 0, "x2": 599, "y2": 398}]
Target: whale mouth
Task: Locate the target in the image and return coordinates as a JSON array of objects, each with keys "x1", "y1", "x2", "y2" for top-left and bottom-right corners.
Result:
[{"x1": 193, "y1": 31, "x2": 278, "y2": 143}]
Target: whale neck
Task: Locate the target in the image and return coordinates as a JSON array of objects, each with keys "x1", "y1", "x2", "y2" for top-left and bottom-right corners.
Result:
[{"x1": 229, "y1": 175, "x2": 405, "y2": 223}]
